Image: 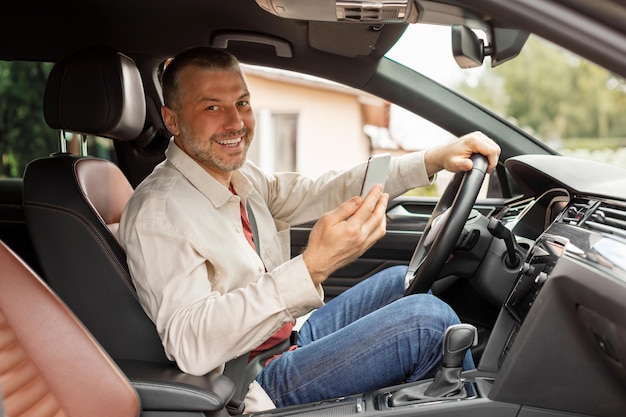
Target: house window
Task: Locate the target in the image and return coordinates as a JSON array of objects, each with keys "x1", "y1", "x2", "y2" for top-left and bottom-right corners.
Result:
[{"x1": 250, "y1": 110, "x2": 298, "y2": 172}]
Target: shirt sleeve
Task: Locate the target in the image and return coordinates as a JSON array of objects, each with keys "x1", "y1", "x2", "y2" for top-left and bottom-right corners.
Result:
[{"x1": 244, "y1": 151, "x2": 432, "y2": 226}]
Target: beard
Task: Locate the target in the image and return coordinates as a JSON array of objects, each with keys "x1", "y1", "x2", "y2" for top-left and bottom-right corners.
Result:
[{"x1": 179, "y1": 122, "x2": 253, "y2": 173}]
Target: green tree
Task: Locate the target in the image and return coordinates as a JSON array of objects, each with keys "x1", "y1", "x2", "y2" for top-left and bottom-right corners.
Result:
[
  {"x1": 458, "y1": 37, "x2": 626, "y2": 144},
  {"x1": 0, "y1": 61, "x2": 56, "y2": 178}
]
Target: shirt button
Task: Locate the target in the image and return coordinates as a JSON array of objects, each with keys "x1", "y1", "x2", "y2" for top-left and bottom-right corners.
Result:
[{"x1": 235, "y1": 226, "x2": 242, "y2": 233}]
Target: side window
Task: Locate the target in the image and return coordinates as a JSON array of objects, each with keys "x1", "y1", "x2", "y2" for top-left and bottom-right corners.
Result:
[
  {"x1": 249, "y1": 110, "x2": 298, "y2": 172},
  {"x1": 0, "y1": 60, "x2": 117, "y2": 179},
  {"x1": 242, "y1": 64, "x2": 475, "y2": 197},
  {"x1": 272, "y1": 113, "x2": 298, "y2": 172},
  {"x1": 0, "y1": 60, "x2": 55, "y2": 178},
  {"x1": 60, "y1": 133, "x2": 117, "y2": 163},
  {"x1": 243, "y1": 65, "x2": 369, "y2": 178}
]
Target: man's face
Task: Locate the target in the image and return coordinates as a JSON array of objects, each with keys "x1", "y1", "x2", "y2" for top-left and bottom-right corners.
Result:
[{"x1": 163, "y1": 66, "x2": 255, "y2": 181}]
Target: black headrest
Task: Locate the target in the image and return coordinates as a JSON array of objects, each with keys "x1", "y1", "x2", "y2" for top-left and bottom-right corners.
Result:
[{"x1": 44, "y1": 45, "x2": 146, "y2": 141}]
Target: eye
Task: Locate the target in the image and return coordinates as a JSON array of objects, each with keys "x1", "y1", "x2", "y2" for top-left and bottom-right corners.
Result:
[
  {"x1": 237, "y1": 100, "x2": 250, "y2": 107},
  {"x1": 205, "y1": 105, "x2": 219, "y2": 111}
]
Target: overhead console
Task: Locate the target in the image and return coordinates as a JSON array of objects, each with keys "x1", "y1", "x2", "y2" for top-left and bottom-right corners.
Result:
[{"x1": 254, "y1": 0, "x2": 419, "y2": 23}]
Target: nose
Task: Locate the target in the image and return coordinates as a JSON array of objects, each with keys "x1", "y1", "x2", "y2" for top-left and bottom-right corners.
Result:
[{"x1": 223, "y1": 105, "x2": 244, "y2": 131}]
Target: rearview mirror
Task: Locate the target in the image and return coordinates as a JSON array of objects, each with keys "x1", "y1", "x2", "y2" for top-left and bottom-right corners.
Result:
[
  {"x1": 452, "y1": 25, "x2": 484, "y2": 68},
  {"x1": 452, "y1": 24, "x2": 529, "y2": 68}
]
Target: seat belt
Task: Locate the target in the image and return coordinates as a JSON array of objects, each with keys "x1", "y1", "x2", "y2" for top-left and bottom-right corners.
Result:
[
  {"x1": 246, "y1": 199, "x2": 261, "y2": 257},
  {"x1": 224, "y1": 199, "x2": 262, "y2": 415},
  {"x1": 224, "y1": 354, "x2": 250, "y2": 415}
]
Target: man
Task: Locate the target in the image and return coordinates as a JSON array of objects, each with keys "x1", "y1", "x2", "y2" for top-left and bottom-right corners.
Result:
[{"x1": 119, "y1": 46, "x2": 500, "y2": 412}]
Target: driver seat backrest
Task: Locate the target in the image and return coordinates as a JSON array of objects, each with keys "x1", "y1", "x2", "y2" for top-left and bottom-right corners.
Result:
[
  {"x1": 0, "y1": 239, "x2": 140, "y2": 417},
  {"x1": 22, "y1": 45, "x2": 170, "y2": 364}
]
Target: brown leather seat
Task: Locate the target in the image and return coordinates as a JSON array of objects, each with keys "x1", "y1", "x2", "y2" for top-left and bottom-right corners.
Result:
[
  {"x1": 0, "y1": 239, "x2": 140, "y2": 417},
  {"x1": 22, "y1": 45, "x2": 168, "y2": 364}
]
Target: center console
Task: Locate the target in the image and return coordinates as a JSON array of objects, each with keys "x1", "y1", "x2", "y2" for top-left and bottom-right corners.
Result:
[
  {"x1": 484, "y1": 220, "x2": 626, "y2": 417},
  {"x1": 497, "y1": 234, "x2": 566, "y2": 368},
  {"x1": 244, "y1": 237, "x2": 562, "y2": 417},
  {"x1": 249, "y1": 216, "x2": 624, "y2": 417}
]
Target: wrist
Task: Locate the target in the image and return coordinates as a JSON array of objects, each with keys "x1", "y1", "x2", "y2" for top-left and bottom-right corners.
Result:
[
  {"x1": 424, "y1": 147, "x2": 444, "y2": 177},
  {"x1": 302, "y1": 249, "x2": 329, "y2": 285}
]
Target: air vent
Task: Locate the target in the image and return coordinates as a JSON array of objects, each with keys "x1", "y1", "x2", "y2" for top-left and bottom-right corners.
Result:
[
  {"x1": 498, "y1": 198, "x2": 533, "y2": 225},
  {"x1": 559, "y1": 199, "x2": 597, "y2": 226},
  {"x1": 584, "y1": 201, "x2": 626, "y2": 239}
]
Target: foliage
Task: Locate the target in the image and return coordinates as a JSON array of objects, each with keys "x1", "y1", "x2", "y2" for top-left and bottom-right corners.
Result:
[
  {"x1": 0, "y1": 61, "x2": 55, "y2": 178},
  {"x1": 458, "y1": 37, "x2": 626, "y2": 144},
  {"x1": 404, "y1": 183, "x2": 439, "y2": 197},
  {"x1": 560, "y1": 137, "x2": 626, "y2": 151}
]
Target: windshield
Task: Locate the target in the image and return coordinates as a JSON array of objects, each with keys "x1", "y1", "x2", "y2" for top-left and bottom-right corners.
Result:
[{"x1": 386, "y1": 24, "x2": 626, "y2": 169}]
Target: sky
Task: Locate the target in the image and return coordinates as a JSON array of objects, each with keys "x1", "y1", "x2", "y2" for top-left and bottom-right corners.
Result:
[
  {"x1": 383, "y1": 24, "x2": 485, "y2": 150},
  {"x1": 386, "y1": 24, "x2": 475, "y2": 86}
]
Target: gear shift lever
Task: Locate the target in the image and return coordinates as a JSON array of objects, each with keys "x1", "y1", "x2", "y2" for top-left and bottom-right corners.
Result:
[
  {"x1": 389, "y1": 324, "x2": 477, "y2": 406},
  {"x1": 443, "y1": 323, "x2": 478, "y2": 367},
  {"x1": 423, "y1": 323, "x2": 478, "y2": 397}
]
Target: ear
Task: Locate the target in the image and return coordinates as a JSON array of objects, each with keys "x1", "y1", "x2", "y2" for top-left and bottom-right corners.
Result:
[{"x1": 161, "y1": 105, "x2": 180, "y2": 136}]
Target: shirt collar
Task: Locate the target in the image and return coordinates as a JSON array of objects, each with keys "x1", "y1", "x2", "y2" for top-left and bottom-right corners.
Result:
[{"x1": 164, "y1": 139, "x2": 254, "y2": 208}]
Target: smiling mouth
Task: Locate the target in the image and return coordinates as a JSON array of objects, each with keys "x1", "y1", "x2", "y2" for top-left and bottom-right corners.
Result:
[{"x1": 216, "y1": 137, "x2": 242, "y2": 146}]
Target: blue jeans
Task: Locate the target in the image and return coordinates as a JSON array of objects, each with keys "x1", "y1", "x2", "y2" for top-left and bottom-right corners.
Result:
[{"x1": 256, "y1": 265, "x2": 474, "y2": 407}]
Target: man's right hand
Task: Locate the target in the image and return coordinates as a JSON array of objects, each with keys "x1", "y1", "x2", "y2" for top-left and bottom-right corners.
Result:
[{"x1": 302, "y1": 185, "x2": 389, "y2": 285}]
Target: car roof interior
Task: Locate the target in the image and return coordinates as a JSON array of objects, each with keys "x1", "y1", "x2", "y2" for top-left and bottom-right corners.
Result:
[{"x1": 3, "y1": 0, "x2": 625, "y2": 77}]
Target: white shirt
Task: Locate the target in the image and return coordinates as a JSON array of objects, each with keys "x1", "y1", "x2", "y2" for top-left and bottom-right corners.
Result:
[{"x1": 118, "y1": 140, "x2": 432, "y2": 411}]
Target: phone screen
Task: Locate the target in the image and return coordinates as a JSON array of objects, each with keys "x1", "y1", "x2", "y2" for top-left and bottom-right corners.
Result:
[{"x1": 360, "y1": 153, "x2": 391, "y2": 198}]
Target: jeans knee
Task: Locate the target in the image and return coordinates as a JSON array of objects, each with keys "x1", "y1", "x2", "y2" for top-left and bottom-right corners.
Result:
[
  {"x1": 379, "y1": 264, "x2": 408, "y2": 289},
  {"x1": 380, "y1": 264, "x2": 408, "y2": 281},
  {"x1": 404, "y1": 293, "x2": 461, "y2": 329},
  {"x1": 387, "y1": 264, "x2": 408, "y2": 274}
]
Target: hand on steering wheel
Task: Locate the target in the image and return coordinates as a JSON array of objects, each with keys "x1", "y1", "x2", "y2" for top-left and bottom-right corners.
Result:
[{"x1": 405, "y1": 154, "x2": 489, "y2": 295}]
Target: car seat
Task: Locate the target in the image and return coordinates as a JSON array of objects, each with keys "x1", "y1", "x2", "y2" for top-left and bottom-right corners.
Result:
[
  {"x1": 0, "y1": 239, "x2": 140, "y2": 417},
  {"x1": 22, "y1": 45, "x2": 169, "y2": 364}
]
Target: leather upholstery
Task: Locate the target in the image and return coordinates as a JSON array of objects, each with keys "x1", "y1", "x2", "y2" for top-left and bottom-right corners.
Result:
[
  {"x1": 43, "y1": 45, "x2": 146, "y2": 140},
  {"x1": 23, "y1": 154, "x2": 169, "y2": 363},
  {"x1": 23, "y1": 46, "x2": 170, "y2": 364},
  {"x1": 0, "y1": 240, "x2": 140, "y2": 417},
  {"x1": 76, "y1": 158, "x2": 134, "y2": 237}
]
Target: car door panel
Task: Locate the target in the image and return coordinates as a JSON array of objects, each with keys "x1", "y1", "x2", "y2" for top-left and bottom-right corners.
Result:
[{"x1": 290, "y1": 196, "x2": 502, "y2": 301}]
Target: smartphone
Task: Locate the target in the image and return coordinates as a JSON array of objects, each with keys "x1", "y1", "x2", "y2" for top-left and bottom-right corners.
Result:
[{"x1": 360, "y1": 153, "x2": 391, "y2": 198}]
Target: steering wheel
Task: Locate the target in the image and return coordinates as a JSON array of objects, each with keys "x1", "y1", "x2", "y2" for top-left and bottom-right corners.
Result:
[{"x1": 405, "y1": 154, "x2": 489, "y2": 295}]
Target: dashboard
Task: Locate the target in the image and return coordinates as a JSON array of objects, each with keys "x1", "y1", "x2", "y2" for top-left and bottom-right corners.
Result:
[{"x1": 476, "y1": 155, "x2": 626, "y2": 416}]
